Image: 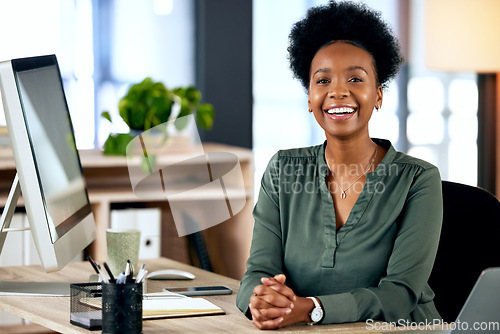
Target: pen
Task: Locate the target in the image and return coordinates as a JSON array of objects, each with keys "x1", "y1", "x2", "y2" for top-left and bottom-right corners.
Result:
[
  {"x1": 125, "y1": 260, "x2": 132, "y2": 283},
  {"x1": 116, "y1": 272, "x2": 126, "y2": 284},
  {"x1": 97, "y1": 264, "x2": 110, "y2": 284},
  {"x1": 127, "y1": 260, "x2": 136, "y2": 283},
  {"x1": 129, "y1": 260, "x2": 134, "y2": 277},
  {"x1": 135, "y1": 269, "x2": 148, "y2": 283},
  {"x1": 103, "y1": 262, "x2": 115, "y2": 282},
  {"x1": 135, "y1": 264, "x2": 146, "y2": 282},
  {"x1": 88, "y1": 256, "x2": 109, "y2": 283},
  {"x1": 87, "y1": 256, "x2": 100, "y2": 275}
]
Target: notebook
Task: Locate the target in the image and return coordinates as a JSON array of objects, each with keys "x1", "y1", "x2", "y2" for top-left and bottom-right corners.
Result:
[
  {"x1": 80, "y1": 291, "x2": 225, "y2": 319},
  {"x1": 142, "y1": 296, "x2": 225, "y2": 319},
  {"x1": 381, "y1": 267, "x2": 500, "y2": 333}
]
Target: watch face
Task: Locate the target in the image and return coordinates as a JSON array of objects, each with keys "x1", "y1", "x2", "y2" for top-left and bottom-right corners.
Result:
[{"x1": 311, "y1": 308, "x2": 323, "y2": 322}]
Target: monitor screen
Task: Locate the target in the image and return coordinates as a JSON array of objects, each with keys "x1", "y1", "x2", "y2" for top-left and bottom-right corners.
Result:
[{"x1": 13, "y1": 59, "x2": 92, "y2": 241}]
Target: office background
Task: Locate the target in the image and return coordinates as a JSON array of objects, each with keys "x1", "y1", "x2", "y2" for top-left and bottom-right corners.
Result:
[
  {"x1": 0, "y1": 0, "x2": 482, "y2": 192},
  {"x1": 0, "y1": 0, "x2": 495, "y2": 328}
]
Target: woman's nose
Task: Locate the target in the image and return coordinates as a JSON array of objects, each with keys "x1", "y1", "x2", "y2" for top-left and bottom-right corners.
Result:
[{"x1": 328, "y1": 82, "x2": 349, "y2": 99}]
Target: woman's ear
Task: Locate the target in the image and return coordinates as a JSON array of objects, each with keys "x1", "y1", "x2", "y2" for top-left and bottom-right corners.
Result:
[
  {"x1": 307, "y1": 90, "x2": 312, "y2": 113},
  {"x1": 376, "y1": 85, "x2": 383, "y2": 110}
]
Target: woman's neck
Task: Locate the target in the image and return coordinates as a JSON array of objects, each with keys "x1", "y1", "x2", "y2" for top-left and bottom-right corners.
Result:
[{"x1": 324, "y1": 136, "x2": 378, "y2": 173}]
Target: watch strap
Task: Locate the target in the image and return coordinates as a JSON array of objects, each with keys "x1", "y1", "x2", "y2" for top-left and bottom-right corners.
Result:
[
  {"x1": 306, "y1": 296, "x2": 323, "y2": 325},
  {"x1": 307, "y1": 296, "x2": 321, "y2": 308}
]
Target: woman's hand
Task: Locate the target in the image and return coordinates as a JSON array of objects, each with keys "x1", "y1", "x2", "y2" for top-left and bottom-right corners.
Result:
[{"x1": 249, "y1": 274, "x2": 315, "y2": 330}]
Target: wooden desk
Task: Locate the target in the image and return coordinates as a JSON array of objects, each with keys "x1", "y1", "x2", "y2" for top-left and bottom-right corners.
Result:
[
  {"x1": 0, "y1": 143, "x2": 254, "y2": 280},
  {"x1": 0, "y1": 258, "x2": 398, "y2": 333}
]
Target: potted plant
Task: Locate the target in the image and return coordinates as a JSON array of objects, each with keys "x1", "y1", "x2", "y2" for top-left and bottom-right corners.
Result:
[{"x1": 101, "y1": 77, "x2": 215, "y2": 155}]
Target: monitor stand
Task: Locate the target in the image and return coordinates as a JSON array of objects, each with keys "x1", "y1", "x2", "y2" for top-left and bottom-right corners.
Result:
[{"x1": 0, "y1": 174, "x2": 70, "y2": 297}]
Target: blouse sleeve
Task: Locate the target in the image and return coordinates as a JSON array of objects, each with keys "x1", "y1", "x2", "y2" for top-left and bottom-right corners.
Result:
[
  {"x1": 236, "y1": 153, "x2": 284, "y2": 318},
  {"x1": 318, "y1": 166, "x2": 443, "y2": 324}
]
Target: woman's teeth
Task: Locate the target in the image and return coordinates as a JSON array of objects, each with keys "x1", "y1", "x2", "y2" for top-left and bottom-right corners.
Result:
[{"x1": 325, "y1": 107, "x2": 355, "y2": 114}]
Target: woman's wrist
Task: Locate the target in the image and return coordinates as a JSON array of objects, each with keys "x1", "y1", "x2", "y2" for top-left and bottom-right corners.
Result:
[{"x1": 297, "y1": 296, "x2": 316, "y2": 323}]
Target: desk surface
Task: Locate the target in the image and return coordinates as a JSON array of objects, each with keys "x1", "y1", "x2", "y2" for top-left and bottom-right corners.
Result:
[{"x1": 0, "y1": 258, "x2": 399, "y2": 333}]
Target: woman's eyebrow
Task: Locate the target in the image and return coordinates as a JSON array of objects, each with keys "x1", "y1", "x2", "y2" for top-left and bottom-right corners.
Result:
[
  {"x1": 312, "y1": 68, "x2": 330, "y2": 77},
  {"x1": 346, "y1": 66, "x2": 368, "y2": 74},
  {"x1": 313, "y1": 66, "x2": 368, "y2": 77}
]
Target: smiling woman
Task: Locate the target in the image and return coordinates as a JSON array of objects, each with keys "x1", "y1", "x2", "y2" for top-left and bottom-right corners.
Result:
[
  {"x1": 237, "y1": 0, "x2": 443, "y2": 330},
  {"x1": 308, "y1": 42, "x2": 383, "y2": 143}
]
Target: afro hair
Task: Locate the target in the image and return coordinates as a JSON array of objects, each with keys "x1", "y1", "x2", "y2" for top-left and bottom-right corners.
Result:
[{"x1": 288, "y1": 1, "x2": 404, "y2": 90}]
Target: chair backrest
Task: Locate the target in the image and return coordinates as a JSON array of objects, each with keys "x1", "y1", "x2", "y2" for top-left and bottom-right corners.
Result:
[{"x1": 428, "y1": 181, "x2": 500, "y2": 322}]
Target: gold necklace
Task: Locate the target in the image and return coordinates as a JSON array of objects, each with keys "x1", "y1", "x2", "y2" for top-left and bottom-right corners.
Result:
[{"x1": 325, "y1": 146, "x2": 378, "y2": 199}]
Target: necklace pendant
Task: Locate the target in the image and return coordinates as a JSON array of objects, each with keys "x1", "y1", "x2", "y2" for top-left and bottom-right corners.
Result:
[{"x1": 340, "y1": 191, "x2": 347, "y2": 199}]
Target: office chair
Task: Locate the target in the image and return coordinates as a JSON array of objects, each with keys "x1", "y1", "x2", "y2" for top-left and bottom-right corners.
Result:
[{"x1": 428, "y1": 181, "x2": 500, "y2": 322}]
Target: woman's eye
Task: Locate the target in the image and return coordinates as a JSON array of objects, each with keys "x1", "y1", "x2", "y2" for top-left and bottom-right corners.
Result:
[
  {"x1": 349, "y1": 77, "x2": 362, "y2": 83},
  {"x1": 317, "y1": 78, "x2": 330, "y2": 84}
]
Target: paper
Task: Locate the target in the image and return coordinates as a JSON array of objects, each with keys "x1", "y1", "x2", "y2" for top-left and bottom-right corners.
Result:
[
  {"x1": 70, "y1": 310, "x2": 102, "y2": 328},
  {"x1": 143, "y1": 297, "x2": 225, "y2": 319}
]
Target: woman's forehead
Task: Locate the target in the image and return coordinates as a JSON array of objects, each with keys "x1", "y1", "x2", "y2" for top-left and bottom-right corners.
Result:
[{"x1": 311, "y1": 42, "x2": 376, "y2": 72}]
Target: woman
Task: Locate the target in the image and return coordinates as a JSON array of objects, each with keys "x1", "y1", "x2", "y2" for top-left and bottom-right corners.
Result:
[{"x1": 236, "y1": 1, "x2": 443, "y2": 330}]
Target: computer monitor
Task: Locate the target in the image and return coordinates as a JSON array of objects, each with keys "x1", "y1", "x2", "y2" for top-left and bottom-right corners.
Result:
[{"x1": 0, "y1": 54, "x2": 96, "y2": 296}]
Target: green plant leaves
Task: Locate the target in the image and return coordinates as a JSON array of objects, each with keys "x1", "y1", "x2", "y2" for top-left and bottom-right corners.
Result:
[
  {"x1": 196, "y1": 103, "x2": 215, "y2": 130},
  {"x1": 119, "y1": 78, "x2": 173, "y2": 131},
  {"x1": 101, "y1": 111, "x2": 112, "y2": 123},
  {"x1": 102, "y1": 133, "x2": 134, "y2": 155},
  {"x1": 172, "y1": 86, "x2": 201, "y2": 108},
  {"x1": 102, "y1": 78, "x2": 215, "y2": 155}
]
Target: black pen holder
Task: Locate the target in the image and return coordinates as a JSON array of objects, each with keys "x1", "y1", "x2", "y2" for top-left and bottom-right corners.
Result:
[
  {"x1": 102, "y1": 282, "x2": 143, "y2": 334},
  {"x1": 70, "y1": 282, "x2": 103, "y2": 330}
]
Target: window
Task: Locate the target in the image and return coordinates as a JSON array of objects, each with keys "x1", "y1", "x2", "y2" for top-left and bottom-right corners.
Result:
[
  {"x1": 0, "y1": 0, "x2": 94, "y2": 148},
  {"x1": 0, "y1": 0, "x2": 195, "y2": 150},
  {"x1": 408, "y1": 0, "x2": 478, "y2": 185},
  {"x1": 252, "y1": 0, "x2": 478, "y2": 194},
  {"x1": 253, "y1": 0, "x2": 403, "y2": 194}
]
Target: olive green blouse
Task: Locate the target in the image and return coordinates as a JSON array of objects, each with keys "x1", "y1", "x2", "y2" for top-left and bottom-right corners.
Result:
[{"x1": 236, "y1": 139, "x2": 443, "y2": 324}]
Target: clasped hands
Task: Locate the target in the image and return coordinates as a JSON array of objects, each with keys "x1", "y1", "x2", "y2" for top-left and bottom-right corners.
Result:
[{"x1": 248, "y1": 274, "x2": 314, "y2": 330}]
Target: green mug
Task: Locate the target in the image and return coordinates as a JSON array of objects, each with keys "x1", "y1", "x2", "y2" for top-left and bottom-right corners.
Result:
[{"x1": 106, "y1": 229, "x2": 141, "y2": 278}]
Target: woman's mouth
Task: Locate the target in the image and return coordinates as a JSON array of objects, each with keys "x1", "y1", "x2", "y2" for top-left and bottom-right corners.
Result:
[{"x1": 324, "y1": 107, "x2": 357, "y2": 120}]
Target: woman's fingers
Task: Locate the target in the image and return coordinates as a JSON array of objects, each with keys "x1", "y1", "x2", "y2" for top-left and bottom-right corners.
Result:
[
  {"x1": 249, "y1": 302, "x2": 292, "y2": 321},
  {"x1": 260, "y1": 276, "x2": 297, "y2": 302},
  {"x1": 249, "y1": 276, "x2": 298, "y2": 330},
  {"x1": 253, "y1": 316, "x2": 284, "y2": 330},
  {"x1": 249, "y1": 303, "x2": 286, "y2": 330},
  {"x1": 274, "y1": 274, "x2": 286, "y2": 284},
  {"x1": 253, "y1": 285, "x2": 295, "y2": 308},
  {"x1": 260, "y1": 306, "x2": 293, "y2": 318},
  {"x1": 250, "y1": 289, "x2": 293, "y2": 309},
  {"x1": 250, "y1": 292, "x2": 274, "y2": 310}
]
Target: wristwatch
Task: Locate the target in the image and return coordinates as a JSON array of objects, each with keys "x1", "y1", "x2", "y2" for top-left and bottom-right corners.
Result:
[{"x1": 306, "y1": 297, "x2": 324, "y2": 325}]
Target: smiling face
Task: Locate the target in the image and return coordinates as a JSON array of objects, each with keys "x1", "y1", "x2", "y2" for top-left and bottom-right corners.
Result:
[{"x1": 308, "y1": 41, "x2": 383, "y2": 140}]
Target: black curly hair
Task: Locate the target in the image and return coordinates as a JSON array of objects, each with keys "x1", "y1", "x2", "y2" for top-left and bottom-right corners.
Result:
[{"x1": 288, "y1": 1, "x2": 404, "y2": 90}]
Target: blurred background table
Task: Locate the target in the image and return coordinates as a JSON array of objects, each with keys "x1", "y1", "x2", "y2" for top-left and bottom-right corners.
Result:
[{"x1": 0, "y1": 143, "x2": 254, "y2": 280}]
